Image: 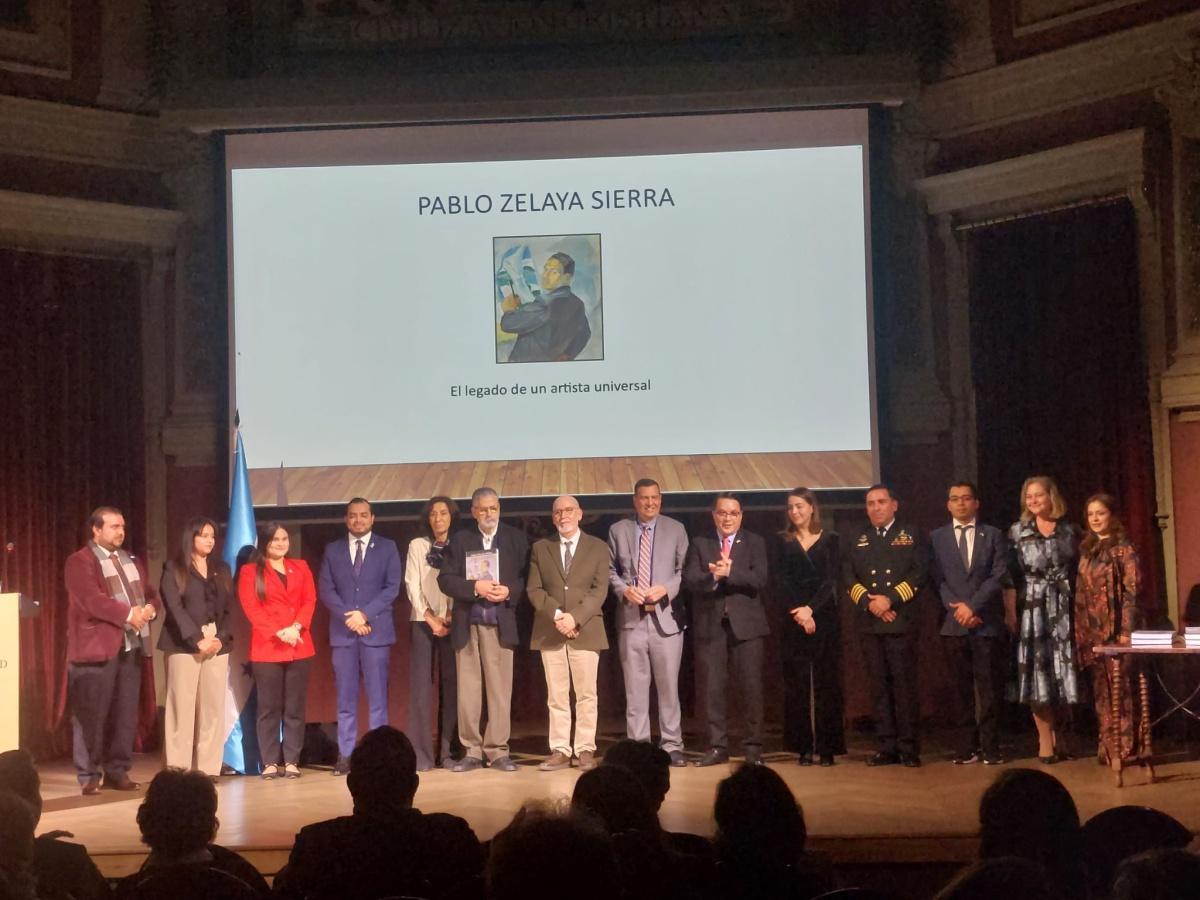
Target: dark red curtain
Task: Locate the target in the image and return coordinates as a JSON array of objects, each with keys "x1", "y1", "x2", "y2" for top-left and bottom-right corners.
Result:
[
  {"x1": 0, "y1": 248, "x2": 147, "y2": 758},
  {"x1": 967, "y1": 200, "x2": 1164, "y2": 620}
]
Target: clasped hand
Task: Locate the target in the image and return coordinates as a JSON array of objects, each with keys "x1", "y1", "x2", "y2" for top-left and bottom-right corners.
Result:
[
  {"x1": 345, "y1": 609, "x2": 371, "y2": 636},
  {"x1": 790, "y1": 606, "x2": 817, "y2": 635},
  {"x1": 867, "y1": 594, "x2": 897, "y2": 623},
  {"x1": 949, "y1": 601, "x2": 982, "y2": 630},
  {"x1": 474, "y1": 579, "x2": 509, "y2": 603},
  {"x1": 275, "y1": 624, "x2": 302, "y2": 646},
  {"x1": 127, "y1": 604, "x2": 156, "y2": 631},
  {"x1": 708, "y1": 558, "x2": 732, "y2": 580},
  {"x1": 623, "y1": 585, "x2": 667, "y2": 606}
]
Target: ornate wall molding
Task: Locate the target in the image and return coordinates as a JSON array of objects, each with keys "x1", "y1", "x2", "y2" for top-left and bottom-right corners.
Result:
[{"x1": 918, "y1": 10, "x2": 1200, "y2": 137}]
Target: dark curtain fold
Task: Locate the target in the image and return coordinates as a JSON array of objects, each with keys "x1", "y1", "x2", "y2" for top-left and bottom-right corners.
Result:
[
  {"x1": 0, "y1": 247, "x2": 148, "y2": 758},
  {"x1": 967, "y1": 200, "x2": 1164, "y2": 621}
]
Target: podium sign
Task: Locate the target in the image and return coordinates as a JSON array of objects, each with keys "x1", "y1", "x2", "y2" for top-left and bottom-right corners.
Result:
[{"x1": 0, "y1": 593, "x2": 19, "y2": 751}]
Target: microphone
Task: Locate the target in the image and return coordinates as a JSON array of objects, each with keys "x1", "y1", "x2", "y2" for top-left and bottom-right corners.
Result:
[{"x1": 1, "y1": 541, "x2": 11, "y2": 592}]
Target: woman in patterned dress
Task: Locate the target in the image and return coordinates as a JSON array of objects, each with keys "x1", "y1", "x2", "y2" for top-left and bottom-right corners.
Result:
[
  {"x1": 1075, "y1": 493, "x2": 1143, "y2": 768},
  {"x1": 1007, "y1": 476, "x2": 1080, "y2": 763}
]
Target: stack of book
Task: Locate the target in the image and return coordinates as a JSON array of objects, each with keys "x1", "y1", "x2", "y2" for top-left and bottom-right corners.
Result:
[
  {"x1": 1185, "y1": 626, "x2": 1200, "y2": 649},
  {"x1": 1131, "y1": 630, "x2": 1176, "y2": 648}
]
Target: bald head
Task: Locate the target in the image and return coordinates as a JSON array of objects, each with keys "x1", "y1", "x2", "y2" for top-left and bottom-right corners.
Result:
[{"x1": 552, "y1": 495, "x2": 582, "y2": 538}]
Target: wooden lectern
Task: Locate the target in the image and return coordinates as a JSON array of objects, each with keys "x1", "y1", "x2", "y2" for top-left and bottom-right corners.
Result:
[{"x1": 0, "y1": 593, "x2": 39, "y2": 752}]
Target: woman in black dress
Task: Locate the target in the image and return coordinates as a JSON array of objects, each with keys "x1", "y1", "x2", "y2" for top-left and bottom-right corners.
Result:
[{"x1": 775, "y1": 487, "x2": 845, "y2": 765}]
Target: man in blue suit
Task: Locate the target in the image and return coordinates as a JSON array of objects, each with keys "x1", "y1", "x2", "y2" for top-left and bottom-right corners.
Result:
[
  {"x1": 929, "y1": 481, "x2": 1010, "y2": 766},
  {"x1": 318, "y1": 498, "x2": 403, "y2": 775}
]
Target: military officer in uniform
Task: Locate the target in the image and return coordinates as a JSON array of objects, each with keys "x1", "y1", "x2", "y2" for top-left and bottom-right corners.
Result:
[{"x1": 843, "y1": 484, "x2": 927, "y2": 767}]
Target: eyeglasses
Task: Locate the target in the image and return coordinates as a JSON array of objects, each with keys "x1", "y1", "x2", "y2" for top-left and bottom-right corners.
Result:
[{"x1": 714, "y1": 510, "x2": 742, "y2": 518}]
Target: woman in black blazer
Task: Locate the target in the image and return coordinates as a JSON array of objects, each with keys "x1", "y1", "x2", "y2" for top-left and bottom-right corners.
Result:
[
  {"x1": 159, "y1": 516, "x2": 234, "y2": 776},
  {"x1": 774, "y1": 487, "x2": 845, "y2": 766}
]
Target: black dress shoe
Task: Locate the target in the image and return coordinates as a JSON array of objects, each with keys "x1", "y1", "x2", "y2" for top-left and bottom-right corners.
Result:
[
  {"x1": 451, "y1": 757, "x2": 483, "y2": 772},
  {"x1": 81, "y1": 778, "x2": 101, "y2": 796},
  {"x1": 668, "y1": 750, "x2": 688, "y2": 768},
  {"x1": 695, "y1": 749, "x2": 730, "y2": 767},
  {"x1": 982, "y1": 753, "x2": 1007, "y2": 766},
  {"x1": 332, "y1": 756, "x2": 351, "y2": 776},
  {"x1": 866, "y1": 751, "x2": 900, "y2": 767},
  {"x1": 901, "y1": 754, "x2": 922, "y2": 768},
  {"x1": 743, "y1": 747, "x2": 764, "y2": 767},
  {"x1": 819, "y1": 755, "x2": 835, "y2": 767},
  {"x1": 102, "y1": 774, "x2": 140, "y2": 791},
  {"x1": 489, "y1": 755, "x2": 518, "y2": 772},
  {"x1": 797, "y1": 754, "x2": 813, "y2": 766}
]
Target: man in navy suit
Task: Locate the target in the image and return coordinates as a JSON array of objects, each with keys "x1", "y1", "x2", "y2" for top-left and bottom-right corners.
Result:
[
  {"x1": 683, "y1": 492, "x2": 770, "y2": 767},
  {"x1": 318, "y1": 498, "x2": 403, "y2": 775},
  {"x1": 929, "y1": 481, "x2": 1009, "y2": 765}
]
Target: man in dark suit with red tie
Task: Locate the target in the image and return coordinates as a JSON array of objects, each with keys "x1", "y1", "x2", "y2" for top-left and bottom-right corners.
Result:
[
  {"x1": 929, "y1": 481, "x2": 1010, "y2": 765},
  {"x1": 318, "y1": 497, "x2": 403, "y2": 776},
  {"x1": 684, "y1": 492, "x2": 770, "y2": 766},
  {"x1": 64, "y1": 507, "x2": 161, "y2": 795}
]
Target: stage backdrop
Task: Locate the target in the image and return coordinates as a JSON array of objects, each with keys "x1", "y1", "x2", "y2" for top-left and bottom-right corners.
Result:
[{"x1": 0, "y1": 247, "x2": 152, "y2": 758}]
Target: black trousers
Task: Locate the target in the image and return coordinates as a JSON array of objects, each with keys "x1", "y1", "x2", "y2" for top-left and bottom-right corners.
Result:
[
  {"x1": 408, "y1": 620, "x2": 461, "y2": 769},
  {"x1": 697, "y1": 619, "x2": 764, "y2": 751},
  {"x1": 860, "y1": 631, "x2": 919, "y2": 755},
  {"x1": 941, "y1": 633, "x2": 1004, "y2": 756},
  {"x1": 781, "y1": 631, "x2": 846, "y2": 756},
  {"x1": 69, "y1": 647, "x2": 143, "y2": 784},
  {"x1": 253, "y1": 658, "x2": 313, "y2": 766}
]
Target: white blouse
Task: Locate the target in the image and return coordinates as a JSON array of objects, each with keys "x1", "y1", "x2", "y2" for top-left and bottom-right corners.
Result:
[{"x1": 404, "y1": 535, "x2": 453, "y2": 622}]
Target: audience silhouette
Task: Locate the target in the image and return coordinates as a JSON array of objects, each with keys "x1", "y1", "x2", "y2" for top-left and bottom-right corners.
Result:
[
  {"x1": 487, "y1": 801, "x2": 619, "y2": 900},
  {"x1": 273, "y1": 725, "x2": 483, "y2": 900},
  {"x1": 1109, "y1": 848, "x2": 1200, "y2": 900}
]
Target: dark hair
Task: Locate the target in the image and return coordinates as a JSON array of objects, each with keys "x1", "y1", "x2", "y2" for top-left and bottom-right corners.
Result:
[
  {"x1": 633, "y1": 478, "x2": 660, "y2": 494},
  {"x1": 170, "y1": 516, "x2": 230, "y2": 595},
  {"x1": 347, "y1": 726, "x2": 419, "y2": 814},
  {"x1": 1111, "y1": 848, "x2": 1200, "y2": 900},
  {"x1": 948, "y1": 481, "x2": 979, "y2": 500},
  {"x1": 488, "y1": 802, "x2": 616, "y2": 900},
  {"x1": 571, "y1": 765, "x2": 658, "y2": 837},
  {"x1": 87, "y1": 506, "x2": 123, "y2": 535},
  {"x1": 136, "y1": 769, "x2": 218, "y2": 857},
  {"x1": 601, "y1": 740, "x2": 671, "y2": 811},
  {"x1": 712, "y1": 491, "x2": 741, "y2": 510},
  {"x1": 419, "y1": 495, "x2": 459, "y2": 539},
  {"x1": 0, "y1": 753, "x2": 38, "y2": 822},
  {"x1": 1079, "y1": 492, "x2": 1128, "y2": 559},
  {"x1": 250, "y1": 521, "x2": 288, "y2": 603},
  {"x1": 979, "y1": 769, "x2": 1082, "y2": 898},
  {"x1": 782, "y1": 487, "x2": 823, "y2": 538},
  {"x1": 0, "y1": 789, "x2": 36, "y2": 894},
  {"x1": 714, "y1": 765, "x2": 806, "y2": 863},
  {"x1": 1082, "y1": 806, "x2": 1192, "y2": 897},
  {"x1": 548, "y1": 251, "x2": 575, "y2": 276},
  {"x1": 934, "y1": 857, "x2": 1054, "y2": 900},
  {"x1": 345, "y1": 497, "x2": 372, "y2": 513},
  {"x1": 866, "y1": 483, "x2": 897, "y2": 501}
]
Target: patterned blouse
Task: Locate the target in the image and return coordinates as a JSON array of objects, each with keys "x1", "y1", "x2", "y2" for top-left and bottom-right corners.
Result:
[{"x1": 1075, "y1": 537, "x2": 1141, "y2": 670}]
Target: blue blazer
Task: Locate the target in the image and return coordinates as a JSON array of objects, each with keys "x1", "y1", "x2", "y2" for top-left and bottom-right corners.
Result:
[
  {"x1": 928, "y1": 522, "x2": 1008, "y2": 638},
  {"x1": 318, "y1": 534, "x2": 403, "y2": 647}
]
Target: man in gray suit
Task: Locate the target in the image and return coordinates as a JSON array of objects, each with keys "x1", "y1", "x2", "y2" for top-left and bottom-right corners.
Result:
[{"x1": 608, "y1": 479, "x2": 690, "y2": 767}]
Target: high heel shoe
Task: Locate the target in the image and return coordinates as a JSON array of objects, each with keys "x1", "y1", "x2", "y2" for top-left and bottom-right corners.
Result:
[
  {"x1": 1038, "y1": 754, "x2": 1057, "y2": 765},
  {"x1": 797, "y1": 754, "x2": 812, "y2": 766}
]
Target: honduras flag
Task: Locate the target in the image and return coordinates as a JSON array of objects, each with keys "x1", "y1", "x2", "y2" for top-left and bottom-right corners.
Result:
[{"x1": 222, "y1": 427, "x2": 260, "y2": 773}]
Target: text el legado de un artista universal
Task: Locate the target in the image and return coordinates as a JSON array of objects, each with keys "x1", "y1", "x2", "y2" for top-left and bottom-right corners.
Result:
[{"x1": 449, "y1": 379, "x2": 652, "y2": 398}]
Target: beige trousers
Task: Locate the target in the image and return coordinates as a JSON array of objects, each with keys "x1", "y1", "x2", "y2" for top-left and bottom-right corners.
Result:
[
  {"x1": 164, "y1": 651, "x2": 229, "y2": 775},
  {"x1": 541, "y1": 643, "x2": 600, "y2": 756},
  {"x1": 455, "y1": 624, "x2": 513, "y2": 761}
]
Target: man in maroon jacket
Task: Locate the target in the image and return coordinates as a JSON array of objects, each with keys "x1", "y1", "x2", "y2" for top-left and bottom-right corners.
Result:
[{"x1": 65, "y1": 506, "x2": 161, "y2": 795}]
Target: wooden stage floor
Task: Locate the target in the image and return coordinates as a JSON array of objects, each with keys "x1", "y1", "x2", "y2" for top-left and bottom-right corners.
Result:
[{"x1": 37, "y1": 732, "x2": 1200, "y2": 881}]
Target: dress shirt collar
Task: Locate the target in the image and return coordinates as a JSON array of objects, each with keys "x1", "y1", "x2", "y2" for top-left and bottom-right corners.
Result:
[{"x1": 348, "y1": 531, "x2": 372, "y2": 556}]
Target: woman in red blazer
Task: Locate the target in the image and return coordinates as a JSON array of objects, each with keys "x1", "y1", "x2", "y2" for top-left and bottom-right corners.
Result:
[{"x1": 238, "y1": 521, "x2": 316, "y2": 779}]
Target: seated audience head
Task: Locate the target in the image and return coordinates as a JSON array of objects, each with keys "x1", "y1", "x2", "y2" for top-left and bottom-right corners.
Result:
[
  {"x1": 1110, "y1": 848, "x2": 1200, "y2": 900},
  {"x1": 714, "y1": 764, "x2": 806, "y2": 864},
  {"x1": 979, "y1": 769, "x2": 1081, "y2": 897},
  {"x1": 0, "y1": 790, "x2": 39, "y2": 900},
  {"x1": 1082, "y1": 806, "x2": 1192, "y2": 898},
  {"x1": 136, "y1": 769, "x2": 218, "y2": 858},
  {"x1": 347, "y1": 725, "x2": 419, "y2": 815},
  {"x1": 0, "y1": 752, "x2": 40, "y2": 824},
  {"x1": 934, "y1": 857, "x2": 1055, "y2": 900},
  {"x1": 488, "y1": 801, "x2": 618, "y2": 900},
  {"x1": 571, "y1": 764, "x2": 658, "y2": 836},
  {"x1": 601, "y1": 739, "x2": 671, "y2": 811}
]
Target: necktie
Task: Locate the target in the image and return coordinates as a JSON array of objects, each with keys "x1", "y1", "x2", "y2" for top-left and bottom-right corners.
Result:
[
  {"x1": 957, "y1": 524, "x2": 972, "y2": 569},
  {"x1": 563, "y1": 540, "x2": 573, "y2": 575},
  {"x1": 636, "y1": 526, "x2": 652, "y2": 589},
  {"x1": 720, "y1": 534, "x2": 733, "y2": 560},
  {"x1": 353, "y1": 539, "x2": 364, "y2": 576}
]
